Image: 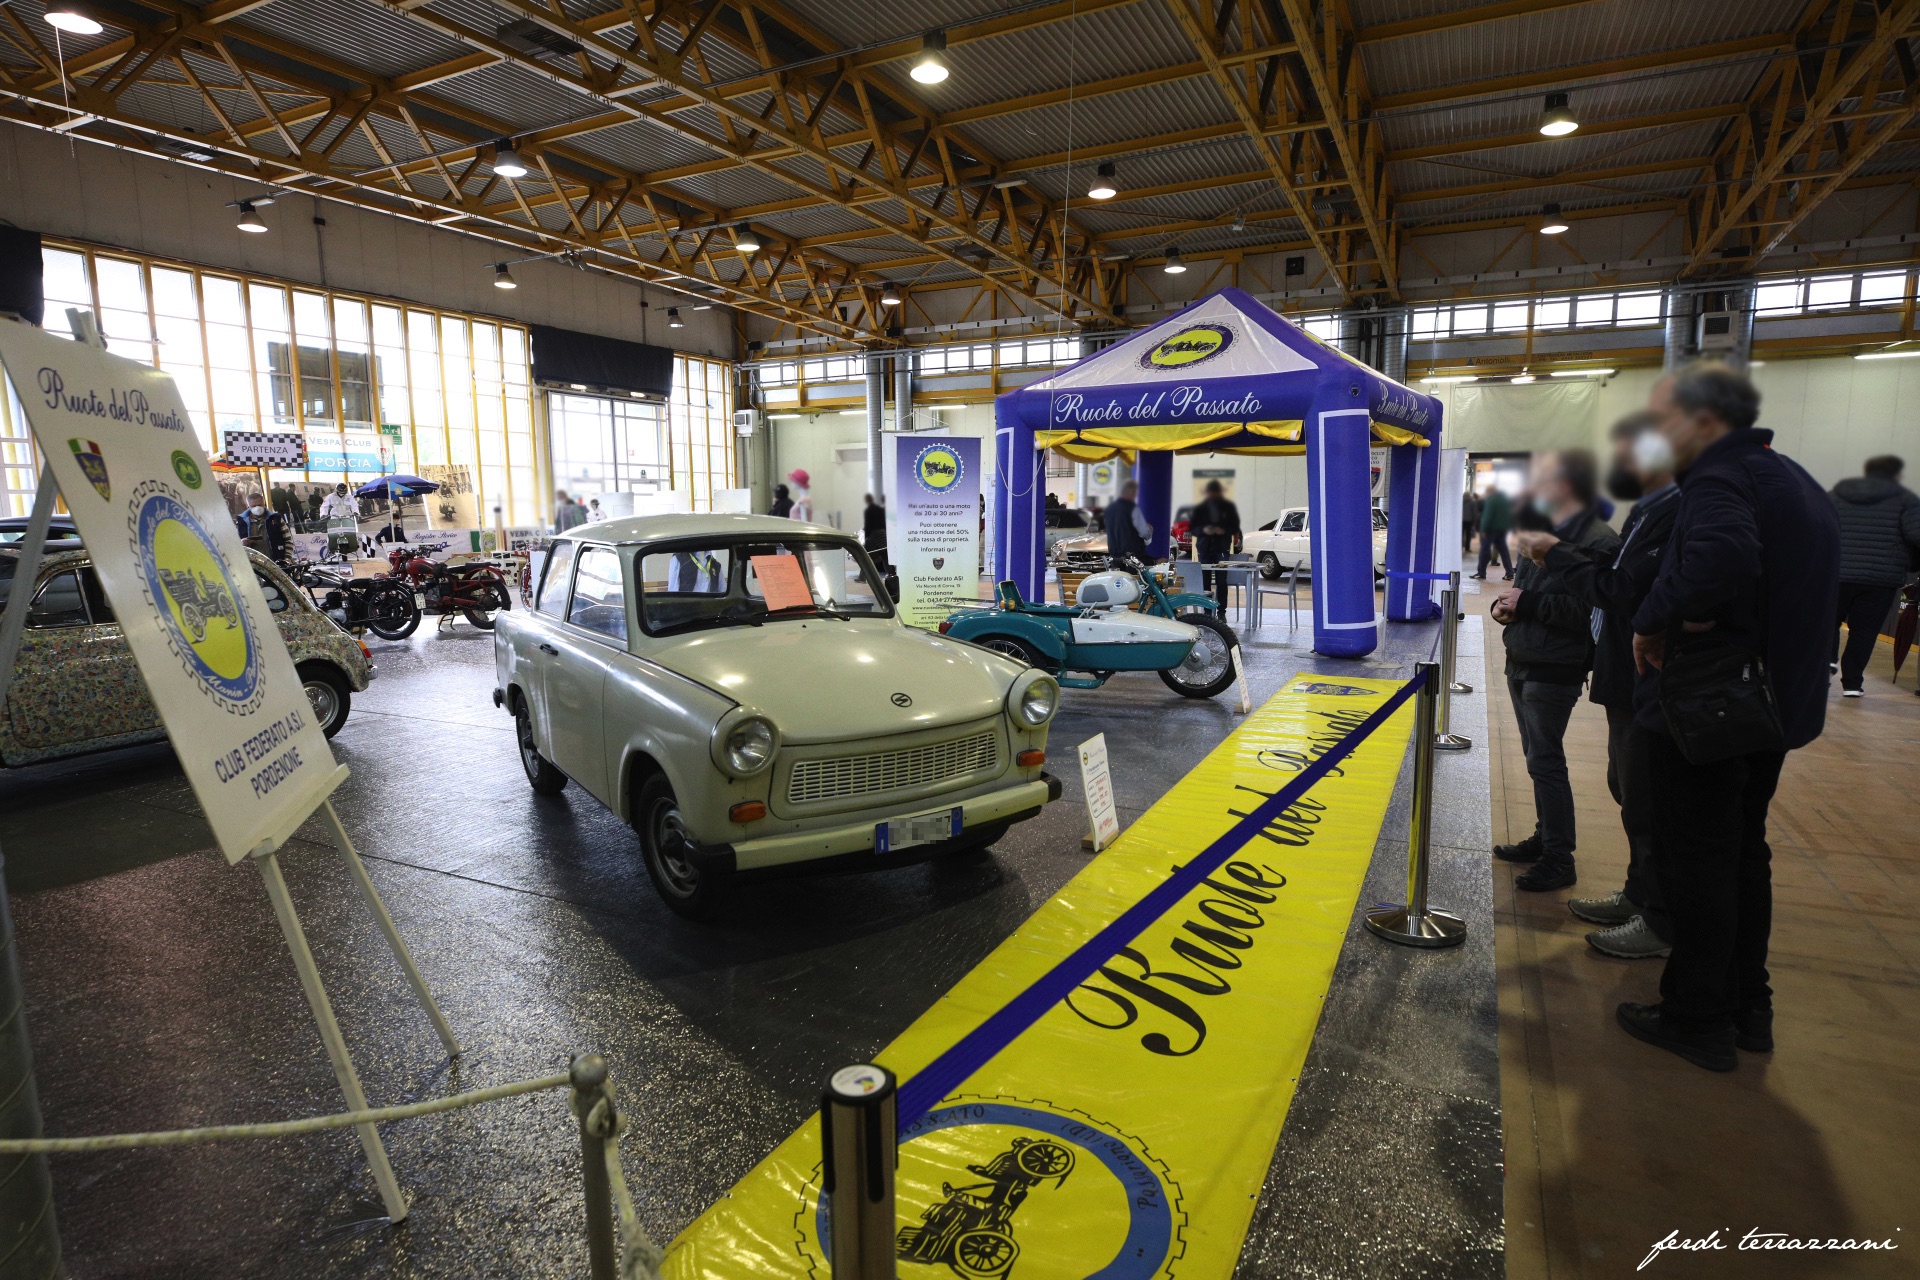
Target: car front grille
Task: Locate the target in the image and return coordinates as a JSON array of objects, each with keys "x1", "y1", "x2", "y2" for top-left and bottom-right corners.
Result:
[{"x1": 787, "y1": 730, "x2": 1001, "y2": 806}]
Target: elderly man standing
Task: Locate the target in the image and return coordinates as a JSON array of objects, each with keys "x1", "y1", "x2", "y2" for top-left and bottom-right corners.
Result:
[
  {"x1": 1490, "y1": 450, "x2": 1618, "y2": 893},
  {"x1": 1620, "y1": 362, "x2": 1840, "y2": 1072}
]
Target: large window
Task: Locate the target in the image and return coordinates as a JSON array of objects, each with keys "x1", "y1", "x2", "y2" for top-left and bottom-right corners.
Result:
[
  {"x1": 28, "y1": 242, "x2": 543, "y2": 525},
  {"x1": 1411, "y1": 289, "x2": 1666, "y2": 341},
  {"x1": 550, "y1": 392, "x2": 667, "y2": 499},
  {"x1": 670, "y1": 354, "x2": 736, "y2": 512},
  {"x1": 1754, "y1": 267, "x2": 1911, "y2": 316}
]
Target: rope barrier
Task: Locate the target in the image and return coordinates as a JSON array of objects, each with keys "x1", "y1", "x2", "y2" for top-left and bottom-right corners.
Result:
[
  {"x1": 1383, "y1": 570, "x2": 1452, "y2": 581},
  {"x1": 893, "y1": 666, "x2": 1431, "y2": 1130},
  {"x1": 0, "y1": 1073, "x2": 573, "y2": 1154}
]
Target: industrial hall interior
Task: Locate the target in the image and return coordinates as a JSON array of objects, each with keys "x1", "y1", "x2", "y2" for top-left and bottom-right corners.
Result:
[{"x1": 1, "y1": 0, "x2": 1918, "y2": 1277}]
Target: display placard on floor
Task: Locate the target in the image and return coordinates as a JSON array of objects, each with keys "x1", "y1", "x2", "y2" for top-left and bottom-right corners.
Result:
[
  {"x1": 1077, "y1": 733, "x2": 1121, "y2": 852},
  {"x1": 0, "y1": 321, "x2": 339, "y2": 860}
]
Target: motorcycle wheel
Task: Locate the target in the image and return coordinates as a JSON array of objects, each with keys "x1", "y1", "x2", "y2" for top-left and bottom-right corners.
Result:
[
  {"x1": 1158, "y1": 613, "x2": 1239, "y2": 699},
  {"x1": 462, "y1": 584, "x2": 510, "y2": 630},
  {"x1": 978, "y1": 635, "x2": 1047, "y2": 668},
  {"x1": 366, "y1": 583, "x2": 420, "y2": 640}
]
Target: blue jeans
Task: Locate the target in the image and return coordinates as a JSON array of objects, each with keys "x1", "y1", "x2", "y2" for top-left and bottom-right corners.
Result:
[{"x1": 1507, "y1": 675, "x2": 1582, "y2": 863}]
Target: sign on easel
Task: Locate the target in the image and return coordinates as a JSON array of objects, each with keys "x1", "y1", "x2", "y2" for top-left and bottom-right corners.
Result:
[
  {"x1": 1078, "y1": 733, "x2": 1121, "y2": 852},
  {"x1": 0, "y1": 321, "x2": 341, "y2": 860},
  {"x1": 1231, "y1": 645, "x2": 1253, "y2": 714}
]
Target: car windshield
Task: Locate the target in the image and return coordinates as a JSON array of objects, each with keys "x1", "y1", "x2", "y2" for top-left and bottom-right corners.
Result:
[{"x1": 636, "y1": 536, "x2": 891, "y2": 635}]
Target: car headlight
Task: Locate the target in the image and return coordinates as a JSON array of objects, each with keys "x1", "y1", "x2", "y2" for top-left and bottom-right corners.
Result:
[
  {"x1": 723, "y1": 717, "x2": 776, "y2": 775},
  {"x1": 1011, "y1": 675, "x2": 1058, "y2": 727}
]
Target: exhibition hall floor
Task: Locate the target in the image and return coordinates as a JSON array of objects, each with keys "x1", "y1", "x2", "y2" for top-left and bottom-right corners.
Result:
[
  {"x1": 1, "y1": 607, "x2": 1496, "y2": 1279},
  {"x1": 1470, "y1": 582, "x2": 1919, "y2": 1280}
]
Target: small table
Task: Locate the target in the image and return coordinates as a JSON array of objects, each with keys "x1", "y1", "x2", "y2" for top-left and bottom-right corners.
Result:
[{"x1": 1180, "y1": 560, "x2": 1262, "y2": 628}]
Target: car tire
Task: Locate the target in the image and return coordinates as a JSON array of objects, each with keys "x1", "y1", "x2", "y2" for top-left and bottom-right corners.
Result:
[
  {"x1": 297, "y1": 662, "x2": 352, "y2": 737},
  {"x1": 514, "y1": 697, "x2": 568, "y2": 795},
  {"x1": 1158, "y1": 613, "x2": 1239, "y2": 699},
  {"x1": 636, "y1": 773, "x2": 728, "y2": 920},
  {"x1": 1256, "y1": 552, "x2": 1282, "y2": 580}
]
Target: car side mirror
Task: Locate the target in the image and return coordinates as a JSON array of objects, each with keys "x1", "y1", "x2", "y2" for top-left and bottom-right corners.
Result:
[{"x1": 885, "y1": 572, "x2": 900, "y2": 603}]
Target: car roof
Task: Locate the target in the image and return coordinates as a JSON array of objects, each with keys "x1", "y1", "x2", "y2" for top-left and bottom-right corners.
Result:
[{"x1": 565, "y1": 512, "x2": 848, "y2": 545}]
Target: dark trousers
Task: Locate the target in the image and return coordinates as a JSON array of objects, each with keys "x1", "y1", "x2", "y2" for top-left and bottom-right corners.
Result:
[
  {"x1": 1605, "y1": 703, "x2": 1669, "y2": 939},
  {"x1": 1195, "y1": 536, "x2": 1233, "y2": 609},
  {"x1": 1476, "y1": 531, "x2": 1513, "y2": 577},
  {"x1": 1642, "y1": 727, "x2": 1786, "y2": 1029},
  {"x1": 1506, "y1": 674, "x2": 1582, "y2": 863},
  {"x1": 1833, "y1": 580, "x2": 1897, "y2": 690}
]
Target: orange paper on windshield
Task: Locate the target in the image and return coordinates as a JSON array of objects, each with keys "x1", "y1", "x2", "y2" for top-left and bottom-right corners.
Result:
[{"x1": 750, "y1": 553, "x2": 814, "y2": 610}]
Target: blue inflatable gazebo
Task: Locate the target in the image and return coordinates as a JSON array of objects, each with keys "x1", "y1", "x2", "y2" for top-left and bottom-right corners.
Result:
[{"x1": 991, "y1": 287, "x2": 1444, "y2": 658}]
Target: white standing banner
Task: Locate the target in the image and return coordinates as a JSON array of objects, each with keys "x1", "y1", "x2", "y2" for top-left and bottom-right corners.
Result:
[
  {"x1": 1435, "y1": 447, "x2": 1467, "y2": 578},
  {"x1": 884, "y1": 432, "x2": 982, "y2": 627},
  {"x1": 0, "y1": 321, "x2": 342, "y2": 862}
]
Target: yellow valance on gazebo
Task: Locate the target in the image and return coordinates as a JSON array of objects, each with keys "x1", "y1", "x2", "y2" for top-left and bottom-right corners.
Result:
[{"x1": 1034, "y1": 418, "x2": 1422, "y2": 462}]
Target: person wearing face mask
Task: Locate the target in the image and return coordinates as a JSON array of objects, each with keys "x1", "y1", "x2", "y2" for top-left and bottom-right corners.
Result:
[
  {"x1": 1488, "y1": 450, "x2": 1619, "y2": 893},
  {"x1": 1619, "y1": 361, "x2": 1839, "y2": 1072},
  {"x1": 1513, "y1": 414, "x2": 1680, "y2": 959},
  {"x1": 235, "y1": 490, "x2": 291, "y2": 564}
]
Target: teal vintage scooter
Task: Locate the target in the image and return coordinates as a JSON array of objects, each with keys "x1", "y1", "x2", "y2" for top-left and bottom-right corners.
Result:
[{"x1": 938, "y1": 555, "x2": 1240, "y2": 699}]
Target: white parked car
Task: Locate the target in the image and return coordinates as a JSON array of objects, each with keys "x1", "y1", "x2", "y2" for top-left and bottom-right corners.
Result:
[
  {"x1": 493, "y1": 514, "x2": 1061, "y2": 918},
  {"x1": 1243, "y1": 507, "x2": 1390, "y2": 580}
]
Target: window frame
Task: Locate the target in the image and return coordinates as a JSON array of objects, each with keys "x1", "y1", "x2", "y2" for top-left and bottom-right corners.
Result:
[{"x1": 563, "y1": 543, "x2": 631, "y2": 645}]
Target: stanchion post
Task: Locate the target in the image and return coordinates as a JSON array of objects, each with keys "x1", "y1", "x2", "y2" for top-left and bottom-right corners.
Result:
[
  {"x1": 821, "y1": 1064, "x2": 897, "y2": 1280},
  {"x1": 1366, "y1": 664, "x2": 1467, "y2": 949},
  {"x1": 571, "y1": 1054, "x2": 618, "y2": 1280},
  {"x1": 1434, "y1": 577, "x2": 1472, "y2": 752}
]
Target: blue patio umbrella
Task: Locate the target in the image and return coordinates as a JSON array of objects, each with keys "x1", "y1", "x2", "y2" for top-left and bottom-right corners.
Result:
[{"x1": 355, "y1": 475, "x2": 439, "y2": 497}]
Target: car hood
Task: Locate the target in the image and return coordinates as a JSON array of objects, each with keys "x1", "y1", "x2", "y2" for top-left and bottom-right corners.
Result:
[{"x1": 647, "y1": 617, "x2": 1018, "y2": 742}]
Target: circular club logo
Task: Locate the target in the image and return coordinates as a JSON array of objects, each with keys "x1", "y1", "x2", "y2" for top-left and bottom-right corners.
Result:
[
  {"x1": 1141, "y1": 324, "x2": 1233, "y2": 370},
  {"x1": 170, "y1": 449, "x2": 203, "y2": 489},
  {"x1": 914, "y1": 443, "x2": 965, "y2": 495},
  {"x1": 130, "y1": 481, "x2": 262, "y2": 713},
  {"x1": 796, "y1": 1096, "x2": 1186, "y2": 1280}
]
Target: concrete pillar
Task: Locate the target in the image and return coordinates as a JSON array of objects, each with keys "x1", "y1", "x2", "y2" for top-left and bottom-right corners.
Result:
[{"x1": 864, "y1": 357, "x2": 885, "y2": 501}]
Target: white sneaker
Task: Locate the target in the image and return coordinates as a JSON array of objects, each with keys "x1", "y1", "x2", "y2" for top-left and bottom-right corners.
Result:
[
  {"x1": 1587, "y1": 915, "x2": 1671, "y2": 959},
  {"x1": 1843, "y1": 689, "x2": 1864, "y2": 698}
]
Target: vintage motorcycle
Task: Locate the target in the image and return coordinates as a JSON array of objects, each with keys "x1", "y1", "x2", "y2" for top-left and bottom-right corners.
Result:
[
  {"x1": 293, "y1": 558, "x2": 421, "y2": 641},
  {"x1": 384, "y1": 546, "x2": 512, "y2": 630}
]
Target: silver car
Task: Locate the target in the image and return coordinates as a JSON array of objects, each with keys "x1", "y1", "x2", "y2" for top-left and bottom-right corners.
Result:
[{"x1": 493, "y1": 514, "x2": 1060, "y2": 918}]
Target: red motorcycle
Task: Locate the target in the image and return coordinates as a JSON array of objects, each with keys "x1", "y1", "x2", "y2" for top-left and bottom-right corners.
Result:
[{"x1": 384, "y1": 547, "x2": 512, "y2": 631}]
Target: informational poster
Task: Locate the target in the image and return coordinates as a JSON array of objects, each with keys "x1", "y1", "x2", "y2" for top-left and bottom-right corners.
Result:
[
  {"x1": 0, "y1": 320, "x2": 340, "y2": 861},
  {"x1": 884, "y1": 433, "x2": 981, "y2": 627},
  {"x1": 1435, "y1": 448, "x2": 1466, "y2": 577},
  {"x1": 1077, "y1": 733, "x2": 1121, "y2": 852},
  {"x1": 419, "y1": 464, "x2": 480, "y2": 528}
]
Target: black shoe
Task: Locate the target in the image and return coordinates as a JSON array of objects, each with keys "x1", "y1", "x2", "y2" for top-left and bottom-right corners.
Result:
[
  {"x1": 1469, "y1": 573, "x2": 1487, "y2": 580},
  {"x1": 1617, "y1": 1002, "x2": 1737, "y2": 1071},
  {"x1": 1494, "y1": 836, "x2": 1543, "y2": 862},
  {"x1": 1515, "y1": 859, "x2": 1576, "y2": 892},
  {"x1": 1735, "y1": 1007, "x2": 1774, "y2": 1053}
]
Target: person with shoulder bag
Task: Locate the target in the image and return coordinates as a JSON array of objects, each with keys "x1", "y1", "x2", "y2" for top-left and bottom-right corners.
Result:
[{"x1": 1619, "y1": 362, "x2": 1841, "y2": 1073}]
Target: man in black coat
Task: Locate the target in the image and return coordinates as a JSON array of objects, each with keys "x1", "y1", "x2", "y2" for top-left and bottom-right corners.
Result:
[
  {"x1": 1190, "y1": 479, "x2": 1242, "y2": 608},
  {"x1": 861, "y1": 493, "x2": 889, "y2": 570},
  {"x1": 1619, "y1": 362, "x2": 1841, "y2": 1073},
  {"x1": 1516, "y1": 413, "x2": 1681, "y2": 960},
  {"x1": 1104, "y1": 480, "x2": 1151, "y2": 566},
  {"x1": 1828, "y1": 455, "x2": 1920, "y2": 696}
]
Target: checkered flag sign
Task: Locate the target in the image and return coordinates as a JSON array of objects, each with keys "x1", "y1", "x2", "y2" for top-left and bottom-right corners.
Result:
[{"x1": 222, "y1": 430, "x2": 307, "y2": 468}]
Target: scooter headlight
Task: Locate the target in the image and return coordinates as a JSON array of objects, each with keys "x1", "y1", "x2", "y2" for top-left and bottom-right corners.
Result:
[{"x1": 1011, "y1": 674, "x2": 1059, "y2": 727}]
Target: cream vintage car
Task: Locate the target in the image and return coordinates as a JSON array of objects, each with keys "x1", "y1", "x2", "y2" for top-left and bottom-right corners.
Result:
[
  {"x1": 0, "y1": 545, "x2": 373, "y2": 766},
  {"x1": 493, "y1": 513, "x2": 1061, "y2": 918}
]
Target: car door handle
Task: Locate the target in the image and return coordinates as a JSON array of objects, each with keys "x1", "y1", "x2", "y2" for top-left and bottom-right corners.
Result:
[{"x1": 538, "y1": 643, "x2": 559, "y2": 655}]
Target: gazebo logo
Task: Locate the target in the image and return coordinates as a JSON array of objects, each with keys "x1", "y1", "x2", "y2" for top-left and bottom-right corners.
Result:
[{"x1": 1141, "y1": 323, "x2": 1234, "y2": 370}]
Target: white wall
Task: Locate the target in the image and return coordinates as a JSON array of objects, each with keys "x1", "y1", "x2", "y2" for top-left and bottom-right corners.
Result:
[
  {"x1": 0, "y1": 123, "x2": 734, "y2": 357},
  {"x1": 765, "y1": 404, "x2": 994, "y2": 534}
]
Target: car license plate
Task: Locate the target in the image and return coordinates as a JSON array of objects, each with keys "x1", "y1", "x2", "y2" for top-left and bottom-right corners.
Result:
[{"x1": 876, "y1": 807, "x2": 962, "y2": 853}]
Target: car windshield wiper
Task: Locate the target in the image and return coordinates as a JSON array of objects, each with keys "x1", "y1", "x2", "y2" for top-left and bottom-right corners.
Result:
[{"x1": 761, "y1": 603, "x2": 851, "y2": 621}]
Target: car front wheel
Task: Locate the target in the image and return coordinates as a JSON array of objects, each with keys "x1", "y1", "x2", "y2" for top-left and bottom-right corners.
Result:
[
  {"x1": 297, "y1": 662, "x2": 352, "y2": 737},
  {"x1": 637, "y1": 773, "x2": 728, "y2": 920}
]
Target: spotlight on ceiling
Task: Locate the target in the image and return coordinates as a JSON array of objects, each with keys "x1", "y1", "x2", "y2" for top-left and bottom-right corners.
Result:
[
  {"x1": 1539, "y1": 203, "x2": 1570, "y2": 235},
  {"x1": 1539, "y1": 91, "x2": 1578, "y2": 137},
  {"x1": 493, "y1": 263, "x2": 517, "y2": 289},
  {"x1": 667, "y1": 307, "x2": 685, "y2": 329},
  {"x1": 1231, "y1": 213, "x2": 1247, "y2": 232},
  {"x1": 734, "y1": 227, "x2": 762, "y2": 254},
  {"x1": 880, "y1": 283, "x2": 902, "y2": 307},
  {"x1": 44, "y1": 5, "x2": 103, "y2": 36},
  {"x1": 911, "y1": 30, "x2": 950, "y2": 84},
  {"x1": 235, "y1": 200, "x2": 269, "y2": 233},
  {"x1": 1162, "y1": 247, "x2": 1186, "y2": 274},
  {"x1": 692, "y1": 303, "x2": 715, "y2": 311},
  {"x1": 493, "y1": 141, "x2": 529, "y2": 178},
  {"x1": 1087, "y1": 163, "x2": 1118, "y2": 201}
]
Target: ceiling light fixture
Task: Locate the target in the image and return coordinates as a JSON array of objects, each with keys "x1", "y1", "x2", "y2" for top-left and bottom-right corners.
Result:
[
  {"x1": 1510, "y1": 373, "x2": 1537, "y2": 385},
  {"x1": 880, "y1": 283, "x2": 902, "y2": 307},
  {"x1": 667, "y1": 307, "x2": 684, "y2": 328},
  {"x1": 1539, "y1": 203, "x2": 1570, "y2": 235},
  {"x1": 1162, "y1": 247, "x2": 1186, "y2": 274},
  {"x1": 1421, "y1": 374, "x2": 1478, "y2": 384},
  {"x1": 1550, "y1": 368, "x2": 1615, "y2": 377},
  {"x1": 692, "y1": 303, "x2": 714, "y2": 311},
  {"x1": 1087, "y1": 163, "x2": 1118, "y2": 201},
  {"x1": 734, "y1": 227, "x2": 762, "y2": 254},
  {"x1": 492, "y1": 263, "x2": 517, "y2": 289},
  {"x1": 493, "y1": 141, "x2": 529, "y2": 178},
  {"x1": 44, "y1": 5, "x2": 103, "y2": 36},
  {"x1": 911, "y1": 31, "x2": 950, "y2": 84},
  {"x1": 1854, "y1": 348, "x2": 1920, "y2": 360},
  {"x1": 1231, "y1": 213, "x2": 1247, "y2": 232},
  {"x1": 1539, "y1": 91, "x2": 1578, "y2": 137},
  {"x1": 235, "y1": 200, "x2": 269, "y2": 233}
]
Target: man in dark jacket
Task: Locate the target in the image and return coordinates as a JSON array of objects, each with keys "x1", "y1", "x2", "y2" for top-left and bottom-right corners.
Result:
[
  {"x1": 1619, "y1": 362, "x2": 1841, "y2": 1073},
  {"x1": 1104, "y1": 480, "x2": 1151, "y2": 566},
  {"x1": 1190, "y1": 479, "x2": 1242, "y2": 608},
  {"x1": 235, "y1": 491, "x2": 291, "y2": 564},
  {"x1": 862, "y1": 493, "x2": 889, "y2": 569},
  {"x1": 1516, "y1": 414, "x2": 1680, "y2": 959},
  {"x1": 1829, "y1": 455, "x2": 1920, "y2": 696},
  {"x1": 1474, "y1": 487, "x2": 1514, "y2": 579},
  {"x1": 1490, "y1": 450, "x2": 1619, "y2": 892}
]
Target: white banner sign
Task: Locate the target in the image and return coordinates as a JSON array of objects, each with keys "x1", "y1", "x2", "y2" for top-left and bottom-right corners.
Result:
[
  {"x1": 884, "y1": 433, "x2": 982, "y2": 628},
  {"x1": 1077, "y1": 732, "x2": 1121, "y2": 852},
  {"x1": 0, "y1": 321, "x2": 341, "y2": 862}
]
